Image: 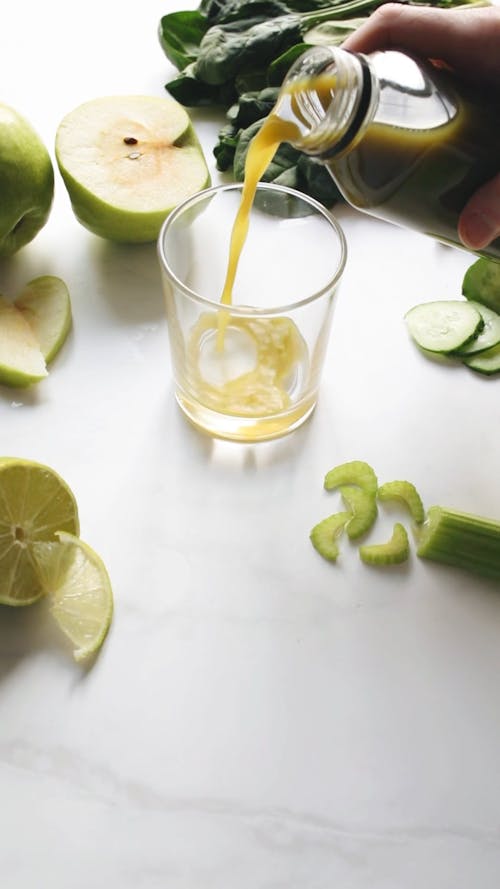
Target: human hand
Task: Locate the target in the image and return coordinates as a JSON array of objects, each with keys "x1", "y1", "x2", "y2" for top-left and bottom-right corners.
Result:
[{"x1": 342, "y1": 4, "x2": 500, "y2": 251}]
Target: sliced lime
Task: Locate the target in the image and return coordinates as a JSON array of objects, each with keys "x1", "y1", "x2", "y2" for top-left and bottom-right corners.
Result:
[
  {"x1": 0, "y1": 458, "x2": 79, "y2": 605},
  {"x1": 34, "y1": 532, "x2": 113, "y2": 662}
]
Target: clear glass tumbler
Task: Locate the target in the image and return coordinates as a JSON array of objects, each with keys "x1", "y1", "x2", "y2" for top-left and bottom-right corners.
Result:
[{"x1": 157, "y1": 182, "x2": 347, "y2": 443}]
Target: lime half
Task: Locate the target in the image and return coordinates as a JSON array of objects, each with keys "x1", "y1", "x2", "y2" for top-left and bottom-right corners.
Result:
[
  {"x1": 34, "y1": 532, "x2": 113, "y2": 662},
  {"x1": 0, "y1": 458, "x2": 79, "y2": 606}
]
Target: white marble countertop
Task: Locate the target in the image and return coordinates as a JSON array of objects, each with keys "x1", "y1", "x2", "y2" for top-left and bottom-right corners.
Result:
[{"x1": 2, "y1": 2, "x2": 500, "y2": 886}]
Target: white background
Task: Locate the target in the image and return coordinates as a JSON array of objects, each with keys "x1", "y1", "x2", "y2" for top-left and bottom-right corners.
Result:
[{"x1": 1, "y1": 2, "x2": 500, "y2": 887}]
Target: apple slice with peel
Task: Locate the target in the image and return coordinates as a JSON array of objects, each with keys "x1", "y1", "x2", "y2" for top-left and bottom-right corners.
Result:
[
  {"x1": 0, "y1": 297, "x2": 47, "y2": 387},
  {"x1": 15, "y1": 275, "x2": 72, "y2": 364},
  {"x1": 55, "y1": 95, "x2": 211, "y2": 243}
]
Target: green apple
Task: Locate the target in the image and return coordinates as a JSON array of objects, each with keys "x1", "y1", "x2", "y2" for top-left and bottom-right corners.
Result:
[
  {"x1": 15, "y1": 275, "x2": 72, "y2": 364},
  {"x1": 0, "y1": 103, "x2": 54, "y2": 257},
  {"x1": 0, "y1": 296, "x2": 47, "y2": 387},
  {"x1": 55, "y1": 95, "x2": 211, "y2": 243}
]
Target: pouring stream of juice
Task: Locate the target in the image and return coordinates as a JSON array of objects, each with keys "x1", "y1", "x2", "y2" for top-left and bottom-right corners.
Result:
[
  {"x1": 218, "y1": 74, "x2": 336, "y2": 312},
  {"x1": 218, "y1": 115, "x2": 300, "y2": 308}
]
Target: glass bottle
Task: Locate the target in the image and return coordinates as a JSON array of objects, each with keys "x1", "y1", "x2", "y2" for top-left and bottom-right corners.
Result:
[{"x1": 276, "y1": 45, "x2": 500, "y2": 261}]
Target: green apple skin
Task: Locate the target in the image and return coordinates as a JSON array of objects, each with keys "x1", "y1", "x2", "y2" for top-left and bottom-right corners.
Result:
[
  {"x1": 16, "y1": 275, "x2": 72, "y2": 364},
  {"x1": 0, "y1": 103, "x2": 54, "y2": 257},
  {"x1": 56, "y1": 124, "x2": 210, "y2": 243},
  {"x1": 0, "y1": 297, "x2": 47, "y2": 387}
]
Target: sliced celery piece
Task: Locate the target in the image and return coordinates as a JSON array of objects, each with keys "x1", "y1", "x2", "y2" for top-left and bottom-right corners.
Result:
[
  {"x1": 359, "y1": 522, "x2": 409, "y2": 566},
  {"x1": 417, "y1": 505, "x2": 500, "y2": 580},
  {"x1": 377, "y1": 480, "x2": 425, "y2": 524},
  {"x1": 310, "y1": 511, "x2": 351, "y2": 561},
  {"x1": 324, "y1": 460, "x2": 378, "y2": 496},
  {"x1": 340, "y1": 485, "x2": 378, "y2": 540}
]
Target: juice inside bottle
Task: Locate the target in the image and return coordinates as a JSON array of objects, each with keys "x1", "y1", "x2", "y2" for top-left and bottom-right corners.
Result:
[{"x1": 280, "y1": 47, "x2": 500, "y2": 260}]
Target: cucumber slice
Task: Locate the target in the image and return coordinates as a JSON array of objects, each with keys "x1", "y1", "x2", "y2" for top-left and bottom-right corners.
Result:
[
  {"x1": 310, "y1": 511, "x2": 351, "y2": 561},
  {"x1": 377, "y1": 480, "x2": 425, "y2": 524},
  {"x1": 359, "y1": 522, "x2": 410, "y2": 566},
  {"x1": 453, "y1": 301, "x2": 500, "y2": 356},
  {"x1": 340, "y1": 485, "x2": 378, "y2": 540},
  {"x1": 462, "y1": 341, "x2": 500, "y2": 375},
  {"x1": 324, "y1": 460, "x2": 377, "y2": 496},
  {"x1": 462, "y1": 257, "x2": 500, "y2": 313},
  {"x1": 405, "y1": 300, "x2": 483, "y2": 354}
]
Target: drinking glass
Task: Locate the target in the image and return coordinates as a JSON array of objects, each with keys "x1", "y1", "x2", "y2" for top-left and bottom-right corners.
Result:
[{"x1": 158, "y1": 182, "x2": 347, "y2": 442}]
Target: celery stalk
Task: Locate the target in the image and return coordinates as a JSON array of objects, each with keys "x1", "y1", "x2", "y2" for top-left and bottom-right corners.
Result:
[{"x1": 417, "y1": 506, "x2": 500, "y2": 580}]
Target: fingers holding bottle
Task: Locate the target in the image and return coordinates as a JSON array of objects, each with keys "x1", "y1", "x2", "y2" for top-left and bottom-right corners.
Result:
[
  {"x1": 342, "y1": 4, "x2": 500, "y2": 87},
  {"x1": 458, "y1": 174, "x2": 500, "y2": 251}
]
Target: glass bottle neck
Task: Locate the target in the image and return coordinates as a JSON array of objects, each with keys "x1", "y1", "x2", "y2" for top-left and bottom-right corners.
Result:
[{"x1": 276, "y1": 46, "x2": 376, "y2": 159}]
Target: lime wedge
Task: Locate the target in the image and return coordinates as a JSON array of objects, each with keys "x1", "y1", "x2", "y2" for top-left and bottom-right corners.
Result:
[
  {"x1": 0, "y1": 458, "x2": 79, "y2": 605},
  {"x1": 16, "y1": 275, "x2": 72, "y2": 364},
  {"x1": 34, "y1": 532, "x2": 113, "y2": 662}
]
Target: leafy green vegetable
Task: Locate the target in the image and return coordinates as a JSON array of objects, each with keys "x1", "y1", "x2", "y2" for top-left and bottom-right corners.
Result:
[
  {"x1": 231, "y1": 86, "x2": 280, "y2": 128},
  {"x1": 166, "y1": 63, "x2": 237, "y2": 106},
  {"x1": 193, "y1": 16, "x2": 303, "y2": 86},
  {"x1": 303, "y1": 15, "x2": 367, "y2": 43},
  {"x1": 204, "y1": 0, "x2": 295, "y2": 24},
  {"x1": 296, "y1": 152, "x2": 342, "y2": 204},
  {"x1": 213, "y1": 122, "x2": 241, "y2": 169},
  {"x1": 158, "y1": 11, "x2": 210, "y2": 70},
  {"x1": 193, "y1": 0, "x2": 394, "y2": 86},
  {"x1": 201, "y1": 0, "x2": 341, "y2": 23},
  {"x1": 266, "y1": 43, "x2": 310, "y2": 85}
]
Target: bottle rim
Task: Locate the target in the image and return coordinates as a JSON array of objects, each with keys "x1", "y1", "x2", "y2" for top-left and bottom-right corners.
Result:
[{"x1": 280, "y1": 46, "x2": 373, "y2": 158}]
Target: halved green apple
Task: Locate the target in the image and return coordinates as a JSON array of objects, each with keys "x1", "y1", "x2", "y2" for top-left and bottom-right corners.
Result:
[
  {"x1": 55, "y1": 95, "x2": 211, "y2": 243},
  {"x1": 16, "y1": 275, "x2": 72, "y2": 364},
  {"x1": 0, "y1": 297, "x2": 47, "y2": 387}
]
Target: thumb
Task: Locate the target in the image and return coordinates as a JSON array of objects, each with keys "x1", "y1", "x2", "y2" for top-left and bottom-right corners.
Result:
[{"x1": 458, "y1": 174, "x2": 500, "y2": 250}]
